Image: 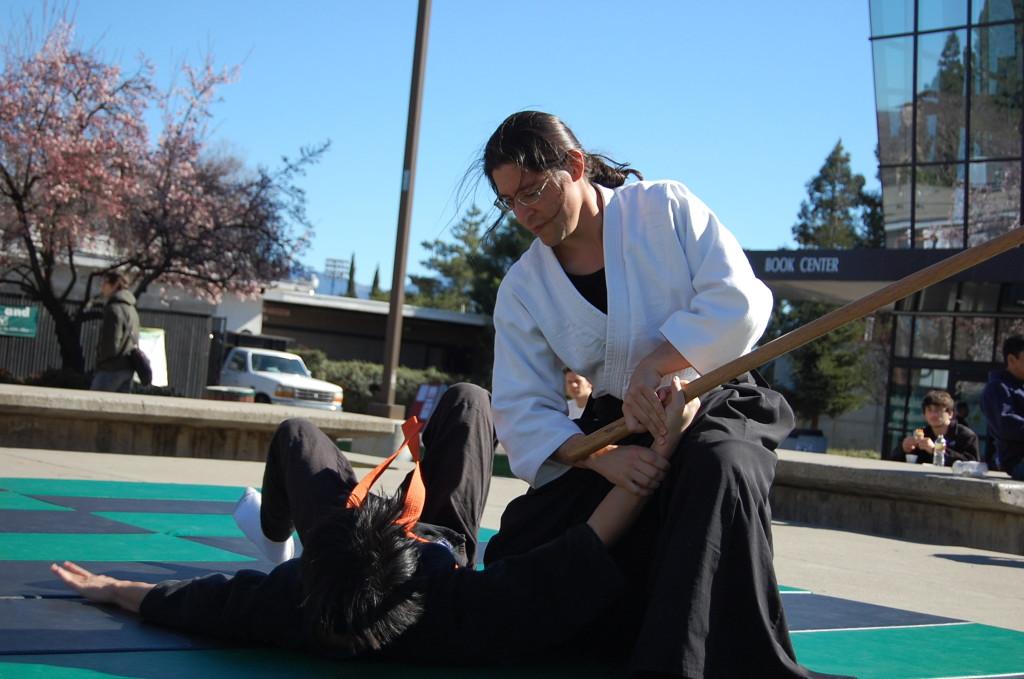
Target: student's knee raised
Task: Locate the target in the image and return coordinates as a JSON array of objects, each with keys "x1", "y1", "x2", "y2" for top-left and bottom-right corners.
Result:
[
  {"x1": 441, "y1": 382, "x2": 490, "y2": 411},
  {"x1": 269, "y1": 419, "x2": 325, "y2": 462},
  {"x1": 275, "y1": 417, "x2": 320, "y2": 440}
]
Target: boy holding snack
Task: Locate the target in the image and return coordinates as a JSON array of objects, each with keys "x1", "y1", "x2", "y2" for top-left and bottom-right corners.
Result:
[{"x1": 893, "y1": 390, "x2": 979, "y2": 465}]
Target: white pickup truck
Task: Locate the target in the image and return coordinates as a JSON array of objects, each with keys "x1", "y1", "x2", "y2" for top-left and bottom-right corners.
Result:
[{"x1": 219, "y1": 347, "x2": 344, "y2": 411}]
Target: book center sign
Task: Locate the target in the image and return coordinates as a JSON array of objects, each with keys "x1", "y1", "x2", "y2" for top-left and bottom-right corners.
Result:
[
  {"x1": 763, "y1": 255, "x2": 840, "y2": 275},
  {"x1": 0, "y1": 304, "x2": 38, "y2": 338}
]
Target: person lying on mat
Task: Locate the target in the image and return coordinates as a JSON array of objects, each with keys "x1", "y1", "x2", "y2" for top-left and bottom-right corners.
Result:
[{"x1": 53, "y1": 381, "x2": 699, "y2": 664}]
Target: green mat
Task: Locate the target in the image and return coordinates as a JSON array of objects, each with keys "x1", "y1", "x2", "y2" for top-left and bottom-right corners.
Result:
[
  {"x1": 93, "y1": 513, "x2": 245, "y2": 538},
  {"x1": 791, "y1": 622, "x2": 1024, "y2": 678},
  {"x1": 0, "y1": 664, "x2": 131, "y2": 679},
  {"x1": 0, "y1": 533, "x2": 255, "y2": 562},
  {"x1": 5, "y1": 627, "x2": 1024, "y2": 679},
  {"x1": 0, "y1": 649, "x2": 621, "y2": 678},
  {"x1": 0, "y1": 479, "x2": 243, "y2": 502},
  {"x1": 0, "y1": 489, "x2": 72, "y2": 511},
  {"x1": 3, "y1": 477, "x2": 1023, "y2": 679}
]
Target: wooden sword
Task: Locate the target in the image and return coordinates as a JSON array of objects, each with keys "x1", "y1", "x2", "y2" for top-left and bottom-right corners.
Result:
[{"x1": 559, "y1": 226, "x2": 1024, "y2": 464}]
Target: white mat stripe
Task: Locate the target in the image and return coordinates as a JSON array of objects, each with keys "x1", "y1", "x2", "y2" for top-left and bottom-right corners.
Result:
[{"x1": 791, "y1": 621, "x2": 972, "y2": 634}]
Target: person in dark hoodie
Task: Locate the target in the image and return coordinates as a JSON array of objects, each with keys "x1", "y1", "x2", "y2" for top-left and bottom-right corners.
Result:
[
  {"x1": 51, "y1": 381, "x2": 706, "y2": 669},
  {"x1": 90, "y1": 271, "x2": 140, "y2": 393},
  {"x1": 982, "y1": 335, "x2": 1024, "y2": 480}
]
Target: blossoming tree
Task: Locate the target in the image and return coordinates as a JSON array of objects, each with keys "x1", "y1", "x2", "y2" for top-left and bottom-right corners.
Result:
[
  {"x1": 0, "y1": 21, "x2": 325, "y2": 374},
  {"x1": 0, "y1": 22, "x2": 150, "y2": 372}
]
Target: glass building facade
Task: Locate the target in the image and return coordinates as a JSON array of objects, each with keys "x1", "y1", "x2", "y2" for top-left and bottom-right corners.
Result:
[{"x1": 870, "y1": 0, "x2": 1022, "y2": 456}]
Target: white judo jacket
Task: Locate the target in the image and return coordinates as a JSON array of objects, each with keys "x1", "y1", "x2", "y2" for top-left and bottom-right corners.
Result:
[{"x1": 492, "y1": 180, "x2": 773, "y2": 488}]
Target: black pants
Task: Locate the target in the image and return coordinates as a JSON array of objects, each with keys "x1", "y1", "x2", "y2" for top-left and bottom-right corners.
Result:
[
  {"x1": 258, "y1": 383, "x2": 496, "y2": 565},
  {"x1": 485, "y1": 376, "x2": 820, "y2": 678}
]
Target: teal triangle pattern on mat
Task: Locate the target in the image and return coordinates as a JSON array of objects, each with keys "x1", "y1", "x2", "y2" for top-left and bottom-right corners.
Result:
[
  {"x1": 1, "y1": 477, "x2": 1023, "y2": 678},
  {"x1": 0, "y1": 478, "x2": 243, "y2": 502}
]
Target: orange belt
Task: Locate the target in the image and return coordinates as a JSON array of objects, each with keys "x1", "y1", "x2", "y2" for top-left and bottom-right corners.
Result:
[{"x1": 345, "y1": 417, "x2": 429, "y2": 542}]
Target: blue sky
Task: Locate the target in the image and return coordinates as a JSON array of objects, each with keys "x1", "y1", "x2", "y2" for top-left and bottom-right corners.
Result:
[{"x1": 7, "y1": 1, "x2": 880, "y2": 288}]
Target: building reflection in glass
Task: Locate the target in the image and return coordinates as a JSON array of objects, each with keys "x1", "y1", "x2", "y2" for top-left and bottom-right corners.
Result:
[{"x1": 869, "y1": 0, "x2": 1021, "y2": 457}]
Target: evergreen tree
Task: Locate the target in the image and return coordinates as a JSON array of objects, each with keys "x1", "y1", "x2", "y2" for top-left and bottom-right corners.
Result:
[
  {"x1": 792, "y1": 140, "x2": 865, "y2": 249},
  {"x1": 766, "y1": 302, "x2": 869, "y2": 429},
  {"x1": 858, "y1": 188, "x2": 886, "y2": 248},
  {"x1": 468, "y1": 214, "x2": 533, "y2": 315},
  {"x1": 770, "y1": 141, "x2": 881, "y2": 429},
  {"x1": 406, "y1": 275, "x2": 467, "y2": 310},
  {"x1": 935, "y1": 32, "x2": 965, "y2": 96},
  {"x1": 926, "y1": 32, "x2": 966, "y2": 170},
  {"x1": 406, "y1": 207, "x2": 483, "y2": 311},
  {"x1": 395, "y1": 206, "x2": 532, "y2": 381},
  {"x1": 857, "y1": 144, "x2": 886, "y2": 248},
  {"x1": 971, "y1": 12, "x2": 1020, "y2": 158},
  {"x1": 370, "y1": 265, "x2": 388, "y2": 301},
  {"x1": 406, "y1": 206, "x2": 532, "y2": 315},
  {"x1": 345, "y1": 253, "x2": 357, "y2": 297}
]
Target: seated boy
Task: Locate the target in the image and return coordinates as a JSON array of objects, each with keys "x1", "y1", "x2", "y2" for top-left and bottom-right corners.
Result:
[
  {"x1": 564, "y1": 368, "x2": 593, "y2": 420},
  {"x1": 891, "y1": 389, "x2": 980, "y2": 465},
  {"x1": 53, "y1": 381, "x2": 700, "y2": 664}
]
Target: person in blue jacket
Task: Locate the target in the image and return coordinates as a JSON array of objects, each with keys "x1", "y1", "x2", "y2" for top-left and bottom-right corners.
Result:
[{"x1": 982, "y1": 335, "x2": 1024, "y2": 480}]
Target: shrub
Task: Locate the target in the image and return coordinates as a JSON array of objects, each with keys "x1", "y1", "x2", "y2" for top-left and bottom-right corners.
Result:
[
  {"x1": 322, "y1": 360, "x2": 385, "y2": 414},
  {"x1": 24, "y1": 368, "x2": 91, "y2": 390},
  {"x1": 291, "y1": 346, "x2": 329, "y2": 379},
  {"x1": 287, "y1": 348, "x2": 473, "y2": 413},
  {"x1": 0, "y1": 368, "x2": 23, "y2": 384},
  {"x1": 132, "y1": 383, "x2": 177, "y2": 397},
  {"x1": 303, "y1": 358, "x2": 462, "y2": 414},
  {"x1": 395, "y1": 365, "x2": 459, "y2": 408}
]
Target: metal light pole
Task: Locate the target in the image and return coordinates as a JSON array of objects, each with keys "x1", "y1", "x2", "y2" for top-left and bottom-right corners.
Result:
[{"x1": 369, "y1": 0, "x2": 430, "y2": 419}]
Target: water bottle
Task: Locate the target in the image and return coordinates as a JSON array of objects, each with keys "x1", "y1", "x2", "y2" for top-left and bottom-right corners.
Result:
[{"x1": 932, "y1": 435, "x2": 947, "y2": 467}]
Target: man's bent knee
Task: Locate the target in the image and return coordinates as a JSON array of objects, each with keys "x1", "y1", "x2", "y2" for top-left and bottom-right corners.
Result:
[
  {"x1": 685, "y1": 438, "x2": 774, "y2": 494},
  {"x1": 443, "y1": 383, "x2": 490, "y2": 409},
  {"x1": 275, "y1": 418, "x2": 320, "y2": 441}
]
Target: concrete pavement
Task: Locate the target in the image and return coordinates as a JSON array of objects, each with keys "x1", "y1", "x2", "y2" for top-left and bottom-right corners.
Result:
[{"x1": 1, "y1": 445, "x2": 1020, "y2": 632}]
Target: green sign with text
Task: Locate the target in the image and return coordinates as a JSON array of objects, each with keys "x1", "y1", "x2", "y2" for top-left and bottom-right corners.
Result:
[{"x1": 0, "y1": 305, "x2": 38, "y2": 338}]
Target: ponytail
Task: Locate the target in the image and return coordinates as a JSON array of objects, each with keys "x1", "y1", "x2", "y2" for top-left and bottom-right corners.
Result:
[{"x1": 585, "y1": 153, "x2": 643, "y2": 189}]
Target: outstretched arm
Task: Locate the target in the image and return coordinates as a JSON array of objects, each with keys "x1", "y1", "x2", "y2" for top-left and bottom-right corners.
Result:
[
  {"x1": 587, "y1": 377, "x2": 699, "y2": 546},
  {"x1": 52, "y1": 559, "x2": 309, "y2": 650},
  {"x1": 51, "y1": 561, "x2": 154, "y2": 613}
]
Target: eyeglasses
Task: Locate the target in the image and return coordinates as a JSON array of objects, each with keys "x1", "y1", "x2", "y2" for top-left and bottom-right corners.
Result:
[{"x1": 493, "y1": 176, "x2": 552, "y2": 213}]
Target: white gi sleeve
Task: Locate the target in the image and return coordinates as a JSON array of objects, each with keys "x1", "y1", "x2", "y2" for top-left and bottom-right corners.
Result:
[
  {"x1": 492, "y1": 282, "x2": 581, "y2": 488},
  {"x1": 658, "y1": 182, "x2": 773, "y2": 373}
]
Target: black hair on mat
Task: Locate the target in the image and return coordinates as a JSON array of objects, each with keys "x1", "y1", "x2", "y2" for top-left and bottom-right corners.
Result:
[{"x1": 300, "y1": 492, "x2": 424, "y2": 654}]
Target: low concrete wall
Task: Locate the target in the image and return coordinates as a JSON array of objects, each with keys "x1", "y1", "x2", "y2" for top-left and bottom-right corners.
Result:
[
  {"x1": 773, "y1": 450, "x2": 1024, "y2": 555},
  {"x1": 0, "y1": 384, "x2": 402, "y2": 462},
  {"x1": 3, "y1": 384, "x2": 1021, "y2": 554}
]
